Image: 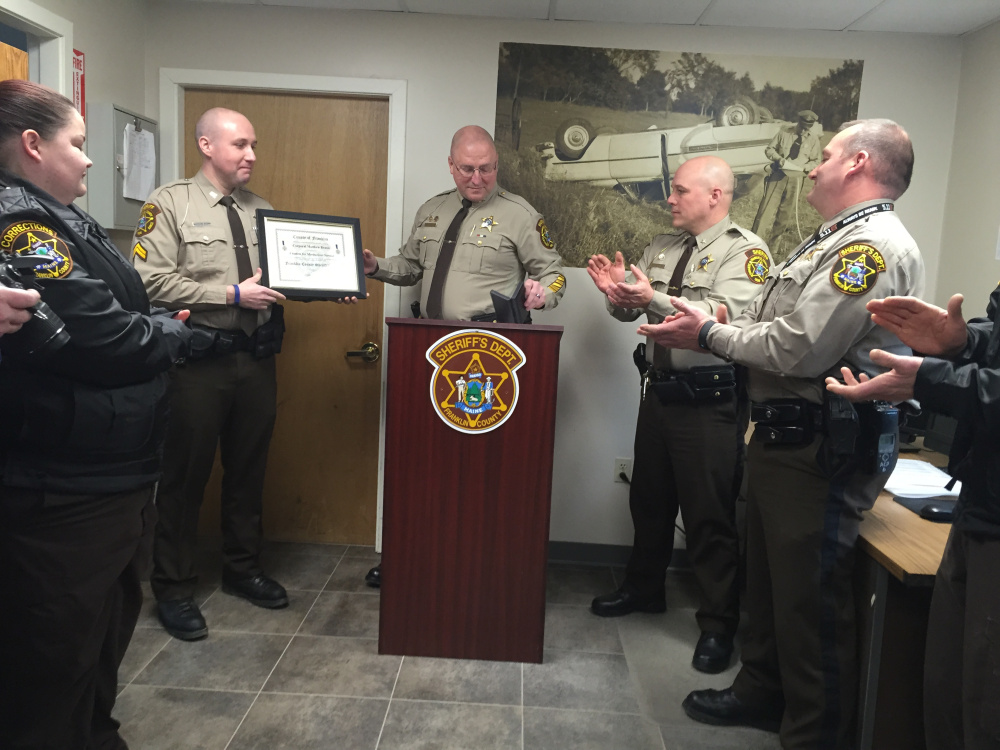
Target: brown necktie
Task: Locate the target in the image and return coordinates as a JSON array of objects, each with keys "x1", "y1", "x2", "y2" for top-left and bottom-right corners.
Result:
[
  {"x1": 666, "y1": 235, "x2": 696, "y2": 296},
  {"x1": 220, "y1": 195, "x2": 258, "y2": 335},
  {"x1": 425, "y1": 198, "x2": 472, "y2": 320},
  {"x1": 650, "y1": 236, "x2": 696, "y2": 370}
]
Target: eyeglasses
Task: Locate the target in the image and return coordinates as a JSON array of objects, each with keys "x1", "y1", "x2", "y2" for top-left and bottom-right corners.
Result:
[{"x1": 455, "y1": 163, "x2": 497, "y2": 177}]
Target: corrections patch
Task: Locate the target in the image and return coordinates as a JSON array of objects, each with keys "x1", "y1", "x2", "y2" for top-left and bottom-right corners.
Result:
[
  {"x1": 135, "y1": 203, "x2": 161, "y2": 238},
  {"x1": 536, "y1": 218, "x2": 554, "y2": 249},
  {"x1": 744, "y1": 248, "x2": 770, "y2": 284},
  {"x1": 830, "y1": 244, "x2": 885, "y2": 296},
  {"x1": 0, "y1": 221, "x2": 73, "y2": 279},
  {"x1": 132, "y1": 242, "x2": 147, "y2": 262}
]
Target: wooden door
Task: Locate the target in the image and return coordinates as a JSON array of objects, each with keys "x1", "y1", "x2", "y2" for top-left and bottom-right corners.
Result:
[
  {"x1": 184, "y1": 88, "x2": 388, "y2": 543},
  {"x1": 0, "y1": 40, "x2": 28, "y2": 81}
]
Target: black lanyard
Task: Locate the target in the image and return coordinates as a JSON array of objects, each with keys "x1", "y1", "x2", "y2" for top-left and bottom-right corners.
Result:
[
  {"x1": 780, "y1": 201, "x2": 894, "y2": 272},
  {"x1": 756, "y1": 201, "x2": 894, "y2": 318}
]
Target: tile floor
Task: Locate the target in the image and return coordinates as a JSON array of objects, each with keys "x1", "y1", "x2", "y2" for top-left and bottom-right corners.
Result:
[{"x1": 116, "y1": 540, "x2": 781, "y2": 749}]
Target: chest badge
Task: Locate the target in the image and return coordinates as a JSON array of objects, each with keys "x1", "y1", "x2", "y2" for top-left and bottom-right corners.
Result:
[
  {"x1": 831, "y1": 243, "x2": 885, "y2": 295},
  {"x1": 427, "y1": 329, "x2": 525, "y2": 434},
  {"x1": 698, "y1": 255, "x2": 715, "y2": 271},
  {"x1": 480, "y1": 216, "x2": 498, "y2": 232}
]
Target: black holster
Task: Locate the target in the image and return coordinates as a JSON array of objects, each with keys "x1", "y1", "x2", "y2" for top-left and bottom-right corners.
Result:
[
  {"x1": 253, "y1": 303, "x2": 284, "y2": 359},
  {"x1": 752, "y1": 399, "x2": 824, "y2": 445}
]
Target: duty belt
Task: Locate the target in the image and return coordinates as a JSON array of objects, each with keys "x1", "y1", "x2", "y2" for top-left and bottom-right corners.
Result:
[
  {"x1": 644, "y1": 364, "x2": 736, "y2": 405},
  {"x1": 751, "y1": 399, "x2": 824, "y2": 445}
]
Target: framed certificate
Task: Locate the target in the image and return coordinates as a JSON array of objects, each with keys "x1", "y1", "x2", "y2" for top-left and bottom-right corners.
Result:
[{"x1": 256, "y1": 209, "x2": 366, "y2": 300}]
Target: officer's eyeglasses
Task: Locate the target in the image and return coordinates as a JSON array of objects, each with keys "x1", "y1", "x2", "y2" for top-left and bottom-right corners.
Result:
[{"x1": 455, "y1": 163, "x2": 497, "y2": 177}]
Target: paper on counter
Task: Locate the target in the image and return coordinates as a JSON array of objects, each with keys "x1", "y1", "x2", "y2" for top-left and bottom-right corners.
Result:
[{"x1": 884, "y1": 458, "x2": 961, "y2": 499}]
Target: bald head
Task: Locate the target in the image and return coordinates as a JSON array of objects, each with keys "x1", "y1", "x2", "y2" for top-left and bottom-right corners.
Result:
[
  {"x1": 450, "y1": 125, "x2": 496, "y2": 160},
  {"x1": 668, "y1": 156, "x2": 735, "y2": 236},
  {"x1": 195, "y1": 107, "x2": 258, "y2": 194},
  {"x1": 448, "y1": 125, "x2": 499, "y2": 202}
]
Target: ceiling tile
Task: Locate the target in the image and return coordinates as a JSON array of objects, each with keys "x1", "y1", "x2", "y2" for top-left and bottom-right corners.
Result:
[
  {"x1": 405, "y1": 0, "x2": 551, "y2": 20},
  {"x1": 846, "y1": 0, "x2": 1000, "y2": 34},
  {"x1": 553, "y1": 0, "x2": 711, "y2": 25},
  {"x1": 698, "y1": 0, "x2": 882, "y2": 31},
  {"x1": 262, "y1": 0, "x2": 403, "y2": 8}
]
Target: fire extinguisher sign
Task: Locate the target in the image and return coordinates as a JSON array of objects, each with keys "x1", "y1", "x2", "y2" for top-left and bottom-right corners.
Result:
[{"x1": 72, "y1": 49, "x2": 85, "y2": 119}]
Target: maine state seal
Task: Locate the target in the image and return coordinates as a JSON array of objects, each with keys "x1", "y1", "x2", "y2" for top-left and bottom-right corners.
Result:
[{"x1": 426, "y1": 328, "x2": 525, "y2": 434}]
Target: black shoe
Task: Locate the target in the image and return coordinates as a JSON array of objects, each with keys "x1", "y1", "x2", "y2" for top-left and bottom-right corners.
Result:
[
  {"x1": 222, "y1": 573, "x2": 289, "y2": 609},
  {"x1": 692, "y1": 632, "x2": 734, "y2": 674},
  {"x1": 681, "y1": 688, "x2": 782, "y2": 733},
  {"x1": 365, "y1": 565, "x2": 381, "y2": 588},
  {"x1": 157, "y1": 598, "x2": 208, "y2": 641},
  {"x1": 590, "y1": 587, "x2": 666, "y2": 617}
]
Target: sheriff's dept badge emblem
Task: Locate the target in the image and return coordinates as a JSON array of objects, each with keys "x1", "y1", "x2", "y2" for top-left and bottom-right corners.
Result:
[
  {"x1": 744, "y1": 248, "x2": 770, "y2": 284},
  {"x1": 536, "y1": 218, "x2": 554, "y2": 249},
  {"x1": 831, "y1": 243, "x2": 885, "y2": 295},
  {"x1": 135, "y1": 203, "x2": 161, "y2": 238},
  {"x1": 1, "y1": 221, "x2": 73, "y2": 279},
  {"x1": 426, "y1": 329, "x2": 525, "y2": 434}
]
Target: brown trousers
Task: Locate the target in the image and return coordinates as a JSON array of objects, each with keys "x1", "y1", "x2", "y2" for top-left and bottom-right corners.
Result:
[
  {"x1": 733, "y1": 431, "x2": 891, "y2": 750},
  {"x1": 151, "y1": 351, "x2": 277, "y2": 601},
  {"x1": 624, "y1": 392, "x2": 745, "y2": 635}
]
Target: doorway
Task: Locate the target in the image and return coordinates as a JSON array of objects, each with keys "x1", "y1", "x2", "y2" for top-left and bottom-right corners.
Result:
[{"x1": 185, "y1": 87, "x2": 389, "y2": 543}]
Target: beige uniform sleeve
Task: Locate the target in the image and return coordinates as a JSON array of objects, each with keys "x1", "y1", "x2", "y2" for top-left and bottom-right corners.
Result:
[
  {"x1": 371, "y1": 207, "x2": 427, "y2": 287},
  {"x1": 130, "y1": 185, "x2": 228, "y2": 310},
  {"x1": 708, "y1": 238, "x2": 920, "y2": 377},
  {"x1": 613, "y1": 232, "x2": 771, "y2": 324},
  {"x1": 511, "y1": 210, "x2": 565, "y2": 310}
]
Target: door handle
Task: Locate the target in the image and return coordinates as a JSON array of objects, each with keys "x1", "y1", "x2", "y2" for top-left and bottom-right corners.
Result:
[{"x1": 346, "y1": 341, "x2": 380, "y2": 363}]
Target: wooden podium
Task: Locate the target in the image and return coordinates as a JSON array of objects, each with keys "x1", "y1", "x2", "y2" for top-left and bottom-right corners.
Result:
[{"x1": 378, "y1": 318, "x2": 563, "y2": 663}]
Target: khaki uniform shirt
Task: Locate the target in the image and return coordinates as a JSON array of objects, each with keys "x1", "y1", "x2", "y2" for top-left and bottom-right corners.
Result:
[
  {"x1": 764, "y1": 125, "x2": 822, "y2": 177},
  {"x1": 707, "y1": 199, "x2": 925, "y2": 403},
  {"x1": 611, "y1": 217, "x2": 771, "y2": 372},
  {"x1": 129, "y1": 170, "x2": 273, "y2": 331},
  {"x1": 372, "y1": 185, "x2": 566, "y2": 321}
]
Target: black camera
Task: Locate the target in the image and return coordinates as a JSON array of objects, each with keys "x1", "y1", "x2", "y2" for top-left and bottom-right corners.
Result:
[{"x1": 0, "y1": 253, "x2": 69, "y2": 356}]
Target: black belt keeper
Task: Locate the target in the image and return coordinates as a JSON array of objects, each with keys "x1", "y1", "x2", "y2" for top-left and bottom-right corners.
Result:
[
  {"x1": 752, "y1": 398, "x2": 824, "y2": 445},
  {"x1": 647, "y1": 364, "x2": 736, "y2": 405}
]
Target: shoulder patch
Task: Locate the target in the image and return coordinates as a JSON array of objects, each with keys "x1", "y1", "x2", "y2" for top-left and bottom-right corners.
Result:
[
  {"x1": 1, "y1": 221, "x2": 73, "y2": 279},
  {"x1": 830, "y1": 243, "x2": 885, "y2": 296},
  {"x1": 135, "y1": 203, "x2": 161, "y2": 237},
  {"x1": 744, "y1": 248, "x2": 770, "y2": 284},
  {"x1": 536, "y1": 218, "x2": 555, "y2": 249}
]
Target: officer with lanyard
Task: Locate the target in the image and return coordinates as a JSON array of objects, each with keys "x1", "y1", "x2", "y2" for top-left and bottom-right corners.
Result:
[{"x1": 637, "y1": 119, "x2": 925, "y2": 749}]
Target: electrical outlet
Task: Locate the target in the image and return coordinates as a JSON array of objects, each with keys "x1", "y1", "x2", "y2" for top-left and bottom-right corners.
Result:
[{"x1": 614, "y1": 458, "x2": 633, "y2": 483}]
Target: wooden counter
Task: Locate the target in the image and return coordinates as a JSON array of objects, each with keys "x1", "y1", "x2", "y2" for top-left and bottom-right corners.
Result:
[{"x1": 855, "y1": 447, "x2": 952, "y2": 749}]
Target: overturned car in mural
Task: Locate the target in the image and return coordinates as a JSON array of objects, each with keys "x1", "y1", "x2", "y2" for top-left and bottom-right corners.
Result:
[{"x1": 535, "y1": 101, "x2": 791, "y2": 200}]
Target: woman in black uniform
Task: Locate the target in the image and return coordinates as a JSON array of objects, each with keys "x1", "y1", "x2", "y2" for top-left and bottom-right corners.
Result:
[{"x1": 0, "y1": 79, "x2": 197, "y2": 749}]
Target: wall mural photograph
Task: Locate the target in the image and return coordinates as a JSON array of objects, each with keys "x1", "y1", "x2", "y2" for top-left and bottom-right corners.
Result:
[{"x1": 495, "y1": 43, "x2": 863, "y2": 265}]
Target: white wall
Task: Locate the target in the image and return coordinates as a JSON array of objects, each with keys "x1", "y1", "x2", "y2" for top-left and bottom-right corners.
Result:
[
  {"x1": 938, "y1": 19, "x2": 1000, "y2": 312},
  {"x1": 139, "y1": 4, "x2": 962, "y2": 546},
  {"x1": 17, "y1": 0, "x2": 968, "y2": 546}
]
